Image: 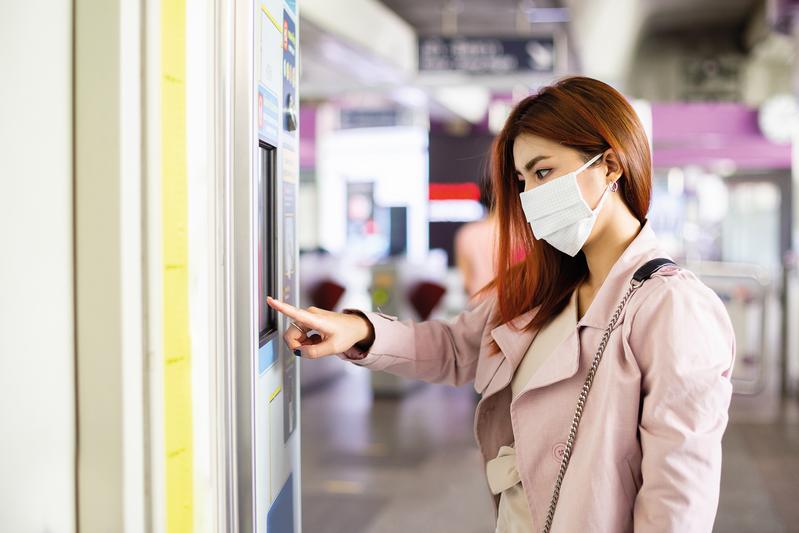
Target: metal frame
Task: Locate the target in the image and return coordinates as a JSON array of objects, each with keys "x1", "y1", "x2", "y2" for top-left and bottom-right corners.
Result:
[
  {"x1": 231, "y1": 0, "x2": 257, "y2": 530},
  {"x1": 688, "y1": 261, "x2": 773, "y2": 396},
  {"x1": 212, "y1": 0, "x2": 238, "y2": 529},
  {"x1": 723, "y1": 172, "x2": 794, "y2": 397}
]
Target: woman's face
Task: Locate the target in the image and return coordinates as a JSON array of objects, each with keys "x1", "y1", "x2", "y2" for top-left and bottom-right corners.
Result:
[{"x1": 512, "y1": 133, "x2": 622, "y2": 250}]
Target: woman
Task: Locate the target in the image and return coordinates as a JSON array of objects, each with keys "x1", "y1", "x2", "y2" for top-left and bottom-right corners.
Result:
[
  {"x1": 455, "y1": 175, "x2": 498, "y2": 301},
  {"x1": 267, "y1": 76, "x2": 735, "y2": 532}
]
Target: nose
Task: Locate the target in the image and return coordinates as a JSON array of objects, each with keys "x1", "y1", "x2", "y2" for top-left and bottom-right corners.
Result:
[
  {"x1": 523, "y1": 179, "x2": 535, "y2": 193},
  {"x1": 518, "y1": 177, "x2": 531, "y2": 194}
]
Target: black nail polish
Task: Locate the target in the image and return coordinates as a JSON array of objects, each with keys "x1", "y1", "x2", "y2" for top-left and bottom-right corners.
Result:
[{"x1": 294, "y1": 349, "x2": 302, "y2": 357}]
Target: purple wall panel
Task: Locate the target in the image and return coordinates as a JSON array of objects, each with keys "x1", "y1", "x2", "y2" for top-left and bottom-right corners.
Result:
[
  {"x1": 299, "y1": 105, "x2": 316, "y2": 170},
  {"x1": 651, "y1": 102, "x2": 791, "y2": 170}
]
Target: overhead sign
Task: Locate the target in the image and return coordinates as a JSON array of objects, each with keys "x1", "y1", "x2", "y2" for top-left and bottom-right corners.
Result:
[
  {"x1": 419, "y1": 36, "x2": 555, "y2": 74},
  {"x1": 340, "y1": 108, "x2": 400, "y2": 129}
]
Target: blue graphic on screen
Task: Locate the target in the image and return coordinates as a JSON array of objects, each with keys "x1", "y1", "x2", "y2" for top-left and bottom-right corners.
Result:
[{"x1": 267, "y1": 473, "x2": 294, "y2": 533}]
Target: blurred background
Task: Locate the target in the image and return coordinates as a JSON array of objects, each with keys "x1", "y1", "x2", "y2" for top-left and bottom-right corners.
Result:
[
  {"x1": 2, "y1": 0, "x2": 799, "y2": 532},
  {"x1": 297, "y1": 2, "x2": 799, "y2": 531}
]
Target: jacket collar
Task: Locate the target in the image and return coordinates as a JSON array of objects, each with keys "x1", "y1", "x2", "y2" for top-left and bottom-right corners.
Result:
[{"x1": 576, "y1": 220, "x2": 659, "y2": 329}]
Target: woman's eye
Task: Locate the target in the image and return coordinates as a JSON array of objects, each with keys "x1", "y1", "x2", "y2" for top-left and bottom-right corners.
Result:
[{"x1": 535, "y1": 168, "x2": 551, "y2": 180}]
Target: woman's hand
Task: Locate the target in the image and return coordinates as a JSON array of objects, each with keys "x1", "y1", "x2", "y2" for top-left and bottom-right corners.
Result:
[{"x1": 266, "y1": 296, "x2": 373, "y2": 358}]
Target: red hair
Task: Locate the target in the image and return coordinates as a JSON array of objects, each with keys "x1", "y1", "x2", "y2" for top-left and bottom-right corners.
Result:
[{"x1": 484, "y1": 76, "x2": 652, "y2": 351}]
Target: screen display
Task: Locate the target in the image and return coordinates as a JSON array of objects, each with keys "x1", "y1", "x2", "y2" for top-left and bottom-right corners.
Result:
[{"x1": 259, "y1": 143, "x2": 277, "y2": 344}]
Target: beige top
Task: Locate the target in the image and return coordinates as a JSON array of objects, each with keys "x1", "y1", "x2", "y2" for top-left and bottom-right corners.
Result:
[{"x1": 486, "y1": 289, "x2": 578, "y2": 533}]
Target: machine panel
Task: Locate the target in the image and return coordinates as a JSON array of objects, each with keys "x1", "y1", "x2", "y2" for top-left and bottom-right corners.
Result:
[{"x1": 251, "y1": 2, "x2": 301, "y2": 532}]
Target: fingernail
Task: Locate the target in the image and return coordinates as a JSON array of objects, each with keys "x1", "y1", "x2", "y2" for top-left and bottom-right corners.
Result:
[{"x1": 293, "y1": 349, "x2": 302, "y2": 357}]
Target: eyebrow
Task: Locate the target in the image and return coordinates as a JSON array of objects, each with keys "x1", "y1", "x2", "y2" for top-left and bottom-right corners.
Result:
[{"x1": 520, "y1": 155, "x2": 550, "y2": 173}]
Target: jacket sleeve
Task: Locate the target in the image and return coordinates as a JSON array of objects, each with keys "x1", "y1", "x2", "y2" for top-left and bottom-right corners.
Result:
[
  {"x1": 627, "y1": 273, "x2": 735, "y2": 532},
  {"x1": 334, "y1": 295, "x2": 496, "y2": 387}
]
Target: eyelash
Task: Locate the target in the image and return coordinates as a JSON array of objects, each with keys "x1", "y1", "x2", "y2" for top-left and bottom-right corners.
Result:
[{"x1": 516, "y1": 168, "x2": 552, "y2": 182}]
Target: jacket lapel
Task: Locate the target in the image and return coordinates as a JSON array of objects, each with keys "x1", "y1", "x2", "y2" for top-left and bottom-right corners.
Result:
[
  {"x1": 515, "y1": 328, "x2": 580, "y2": 396},
  {"x1": 484, "y1": 318, "x2": 582, "y2": 398},
  {"x1": 480, "y1": 312, "x2": 536, "y2": 398}
]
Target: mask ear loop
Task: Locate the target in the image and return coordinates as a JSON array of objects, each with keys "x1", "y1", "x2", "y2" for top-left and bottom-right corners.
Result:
[{"x1": 578, "y1": 152, "x2": 604, "y2": 174}]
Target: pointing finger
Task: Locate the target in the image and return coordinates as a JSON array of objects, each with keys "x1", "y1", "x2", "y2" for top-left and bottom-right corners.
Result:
[{"x1": 267, "y1": 297, "x2": 324, "y2": 331}]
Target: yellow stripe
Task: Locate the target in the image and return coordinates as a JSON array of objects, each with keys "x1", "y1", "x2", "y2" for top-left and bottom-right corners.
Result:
[
  {"x1": 269, "y1": 385, "x2": 282, "y2": 402},
  {"x1": 161, "y1": 0, "x2": 192, "y2": 532},
  {"x1": 260, "y1": 4, "x2": 282, "y2": 32}
]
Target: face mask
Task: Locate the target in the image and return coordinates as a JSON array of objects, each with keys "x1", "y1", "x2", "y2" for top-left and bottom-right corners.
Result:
[{"x1": 519, "y1": 153, "x2": 611, "y2": 257}]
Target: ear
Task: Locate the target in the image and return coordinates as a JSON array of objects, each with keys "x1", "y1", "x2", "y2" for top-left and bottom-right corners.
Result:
[{"x1": 601, "y1": 149, "x2": 624, "y2": 184}]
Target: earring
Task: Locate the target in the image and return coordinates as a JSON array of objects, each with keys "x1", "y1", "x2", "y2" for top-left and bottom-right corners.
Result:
[{"x1": 609, "y1": 181, "x2": 618, "y2": 192}]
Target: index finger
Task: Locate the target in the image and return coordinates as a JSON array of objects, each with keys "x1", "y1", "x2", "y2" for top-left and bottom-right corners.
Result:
[{"x1": 266, "y1": 297, "x2": 324, "y2": 331}]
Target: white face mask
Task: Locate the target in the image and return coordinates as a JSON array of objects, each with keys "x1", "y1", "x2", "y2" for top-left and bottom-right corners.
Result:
[{"x1": 519, "y1": 153, "x2": 611, "y2": 257}]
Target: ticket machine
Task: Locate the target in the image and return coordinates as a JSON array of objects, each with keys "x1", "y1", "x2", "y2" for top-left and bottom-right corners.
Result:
[{"x1": 232, "y1": 1, "x2": 300, "y2": 531}]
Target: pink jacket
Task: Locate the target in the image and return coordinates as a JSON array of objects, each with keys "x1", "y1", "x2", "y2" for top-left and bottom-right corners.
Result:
[{"x1": 339, "y1": 223, "x2": 735, "y2": 532}]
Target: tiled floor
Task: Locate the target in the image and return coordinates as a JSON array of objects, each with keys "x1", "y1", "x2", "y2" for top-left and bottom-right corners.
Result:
[{"x1": 301, "y1": 361, "x2": 799, "y2": 533}]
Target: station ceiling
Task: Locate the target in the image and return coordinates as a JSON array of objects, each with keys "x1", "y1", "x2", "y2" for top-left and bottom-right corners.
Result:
[{"x1": 378, "y1": 0, "x2": 760, "y2": 36}]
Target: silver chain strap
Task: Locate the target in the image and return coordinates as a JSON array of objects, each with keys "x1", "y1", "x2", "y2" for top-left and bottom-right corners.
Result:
[{"x1": 541, "y1": 278, "x2": 643, "y2": 533}]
